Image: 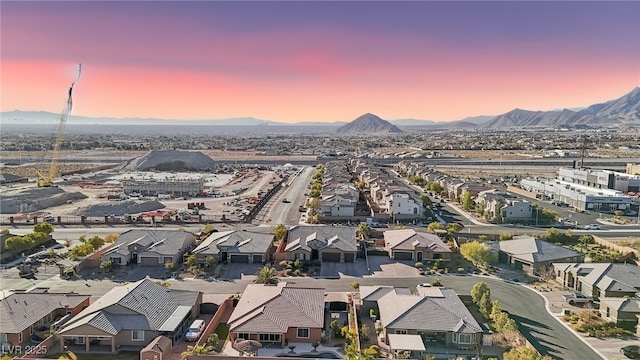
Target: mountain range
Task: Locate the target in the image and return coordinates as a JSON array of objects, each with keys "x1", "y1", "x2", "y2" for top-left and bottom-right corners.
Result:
[{"x1": 1, "y1": 87, "x2": 638, "y2": 130}]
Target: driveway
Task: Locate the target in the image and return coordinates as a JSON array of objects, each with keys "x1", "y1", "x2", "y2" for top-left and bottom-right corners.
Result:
[
  {"x1": 366, "y1": 256, "x2": 419, "y2": 278},
  {"x1": 219, "y1": 263, "x2": 262, "y2": 280},
  {"x1": 319, "y1": 260, "x2": 369, "y2": 278}
]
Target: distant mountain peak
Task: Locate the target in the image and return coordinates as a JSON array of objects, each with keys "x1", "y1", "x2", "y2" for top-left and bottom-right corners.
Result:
[
  {"x1": 483, "y1": 87, "x2": 640, "y2": 128},
  {"x1": 336, "y1": 113, "x2": 404, "y2": 134}
]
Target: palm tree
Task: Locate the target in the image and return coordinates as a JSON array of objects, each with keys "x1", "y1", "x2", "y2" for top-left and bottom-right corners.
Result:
[
  {"x1": 357, "y1": 222, "x2": 371, "y2": 240},
  {"x1": 181, "y1": 344, "x2": 215, "y2": 358},
  {"x1": 254, "y1": 265, "x2": 278, "y2": 284}
]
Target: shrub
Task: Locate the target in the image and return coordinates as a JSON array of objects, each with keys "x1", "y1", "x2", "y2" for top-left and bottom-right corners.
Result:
[
  {"x1": 431, "y1": 279, "x2": 443, "y2": 287},
  {"x1": 286, "y1": 269, "x2": 294, "y2": 276},
  {"x1": 414, "y1": 262, "x2": 424, "y2": 269},
  {"x1": 351, "y1": 281, "x2": 360, "y2": 289},
  {"x1": 457, "y1": 267, "x2": 465, "y2": 273},
  {"x1": 293, "y1": 269, "x2": 301, "y2": 276},
  {"x1": 279, "y1": 260, "x2": 288, "y2": 269}
]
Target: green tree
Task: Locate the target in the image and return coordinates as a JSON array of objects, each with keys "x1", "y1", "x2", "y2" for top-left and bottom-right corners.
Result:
[
  {"x1": 205, "y1": 255, "x2": 216, "y2": 268},
  {"x1": 471, "y1": 281, "x2": 490, "y2": 305},
  {"x1": 254, "y1": 265, "x2": 278, "y2": 284},
  {"x1": 274, "y1": 224, "x2": 287, "y2": 241},
  {"x1": 614, "y1": 210, "x2": 624, "y2": 218},
  {"x1": 499, "y1": 232, "x2": 514, "y2": 241},
  {"x1": 27, "y1": 232, "x2": 50, "y2": 247},
  {"x1": 503, "y1": 346, "x2": 552, "y2": 360},
  {"x1": 207, "y1": 333, "x2": 219, "y2": 348},
  {"x1": 165, "y1": 262, "x2": 175, "y2": 271},
  {"x1": 409, "y1": 175, "x2": 425, "y2": 186},
  {"x1": 33, "y1": 222, "x2": 54, "y2": 235},
  {"x1": 104, "y1": 233, "x2": 119, "y2": 243},
  {"x1": 5, "y1": 235, "x2": 30, "y2": 255},
  {"x1": 351, "y1": 281, "x2": 360, "y2": 290},
  {"x1": 362, "y1": 345, "x2": 380, "y2": 358},
  {"x1": 307, "y1": 197, "x2": 320, "y2": 210},
  {"x1": 308, "y1": 189, "x2": 321, "y2": 198},
  {"x1": 479, "y1": 291, "x2": 492, "y2": 318},
  {"x1": 427, "y1": 221, "x2": 444, "y2": 233},
  {"x1": 419, "y1": 194, "x2": 432, "y2": 208},
  {"x1": 426, "y1": 181, "x2": 443, "y2": 193},
  {"x1": 181, "y1": 344, "x2": 215, "y2": 357},
  {"x1": 184, "y1": 254, "x2": 199, "y2": 268},
  {"x1": 446, "y1": 223, "x2": 463, "y2": 235},
  {"x1": 460, "y1": 241, "x2": 497, "y2": 267},
  {"x1": 358, "y1": 223, "x2": 371, "y2": 240},
  {"x1": 490, "y1": 300, "x2": 502, "y2": 321},
  {"x1": 99, "y1": 260, "x2": 114, "y2": 272},
  {"x1": 461, "y1": 192, "x2": 474, "y2": 211},
  {"x1": 202, "y1": 224, "x2": 217, "y2": 234},
  {"x1": 87, "y1": 236, "x2": 105, "y2": 251},
  {"x1": 356, "y1": 180, "x2": 366, "y2": 190}
]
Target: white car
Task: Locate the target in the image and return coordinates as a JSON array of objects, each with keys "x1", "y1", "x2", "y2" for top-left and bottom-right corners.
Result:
[
  {"x1": 584, "y1": 224, "x2": 601, "y2": 230},
  {"x1": 417, "y1": 283, "x2": 432, "y2": 288}
]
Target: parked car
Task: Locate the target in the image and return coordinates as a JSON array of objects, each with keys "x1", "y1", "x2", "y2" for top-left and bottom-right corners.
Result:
[
  {"x1": 185, "y1": 319, "x2": 205, "y2": 341},
  {"x1": 417, "y1": 283, "x2": 432, "y2": 288},
  {"x1": 621, "y1": 345, "x2": 640, "y2": 359},
  {"x1": 584, "y1": 224, "x2": 601, "y2": 230},
  {"x1": 562, "y1": 293, "x2": 593, "y2": 306}
]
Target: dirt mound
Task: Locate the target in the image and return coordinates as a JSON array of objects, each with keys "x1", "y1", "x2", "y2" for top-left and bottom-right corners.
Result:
[
  {"x1": 72, "y1": 199, "x2": 165, "y2": 217},
  {"x1": 126, "y1": 150, "x2": 215, "y2": 171},
  {"x1": 0, "y1": 187, "x2": 87, "y2": 214}
]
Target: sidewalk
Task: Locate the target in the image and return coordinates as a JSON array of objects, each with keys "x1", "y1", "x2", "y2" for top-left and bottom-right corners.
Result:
[{"x1": 525, "y1": 281, "x2": 639, "y2": 360}]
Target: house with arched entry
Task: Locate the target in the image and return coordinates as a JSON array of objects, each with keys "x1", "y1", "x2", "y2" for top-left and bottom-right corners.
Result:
[{"x1": 284, "y1": 225, "x2": 357, "y2": 263}]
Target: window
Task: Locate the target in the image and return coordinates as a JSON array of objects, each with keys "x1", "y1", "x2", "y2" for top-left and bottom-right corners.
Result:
[
  {"x1": 18, "y1": 332, "x2": 23, "y2": 343},
  {"x1": 0, "y1": 334, "x2": 7, "y2": 343},
  {"x1": 395, "y1": 330, "x2": 407, "y2": 334},
  {"x1": 454, "y1": 333, "x2": 473, "y2": 344},
  {"x1": 259, "y1": 333, "x2": 281, "y2": 342},
  {"x1": 74, "y1": 336, "x2": 85, "y2": 344},
  {"x1": 131, "y1": 330, "x2": 145, "y2": 341},
  {"x1": 237, "y1": 333, "x2": 249, "y2": 340},
  {"x1": 297, "y1": 328, "x2": 310, "y2": 338}
]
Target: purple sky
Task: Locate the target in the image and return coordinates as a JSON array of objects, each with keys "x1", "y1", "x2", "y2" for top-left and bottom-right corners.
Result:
[{"x1": 2, "y1": 1, "x2": 639, "y2": 122}]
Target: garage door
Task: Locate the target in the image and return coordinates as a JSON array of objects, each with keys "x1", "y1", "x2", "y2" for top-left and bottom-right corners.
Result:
[
  {"x1": 252, "y1": 255, "x2": 263, "y2": 264},
  {"x1": 393, "y1": 252, "x2": 413, "y2": 260},
  {"x1": 140, "y1": 257, "x2": 159, "y2": 266},
  {"x1": 344, "y1": 253, "x2": 355, "y2": 263},
  {"x1": 230, "y1": 255, "x2": 249, "y2": 263},
  {"x1": 322, "y1": 252, "x2": 341, "y2": 262}
]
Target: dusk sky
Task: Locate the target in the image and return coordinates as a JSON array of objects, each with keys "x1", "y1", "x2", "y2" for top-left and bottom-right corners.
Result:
[{"x1": 1, "y1": 1, "x2": 639, "y2": 123}]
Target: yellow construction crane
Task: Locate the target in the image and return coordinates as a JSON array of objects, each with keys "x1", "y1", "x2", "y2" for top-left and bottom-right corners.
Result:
[{"x1": 37, "y1": 64, "x2": 82, "y2": 187}]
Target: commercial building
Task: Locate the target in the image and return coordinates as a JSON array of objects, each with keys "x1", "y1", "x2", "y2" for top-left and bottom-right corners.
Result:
[{"x1": 123, "y1": 179, "x2": 205, "y2": 197}]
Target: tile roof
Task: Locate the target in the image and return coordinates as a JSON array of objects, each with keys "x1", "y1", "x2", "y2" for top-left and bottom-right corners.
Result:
[
  {"x1": 60, "y1": 278, "x2": 199, "y2": 335},
  {"x1": 491, "y1": 236, "x2": 582, "y2": 263},
  {"x1": 558, "y1": 262, "x2": 640, "y2": 293},
  {"x1": 0, "y1": 291, "x2": 90, "y2": 334},
  {"x1": 194, "y1": 229, "x2": 274, "y2": 255},
  {"x1": 378, "y1": 287, "x2": 481, "y2": 334},
  {"x1": 228, "y1": 283, "x2": 324, "y2": 334},
  {"x1": 383, "y1": 229, "x2": 451, "y2": 253},
  {"x1": 600, "y1": 297, "x2": 640, "y2": 313},
  {"x1": 285, "y1": 225, "x2": 356, "y2": 253},
  {"x1": 104, "y1": 229, "x2": 195, "y2": 257}
]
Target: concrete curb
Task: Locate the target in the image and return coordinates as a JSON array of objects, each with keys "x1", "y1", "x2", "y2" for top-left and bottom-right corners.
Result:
[{"x1": 523, "y1": 284, "x2": 608, "y2": 360}]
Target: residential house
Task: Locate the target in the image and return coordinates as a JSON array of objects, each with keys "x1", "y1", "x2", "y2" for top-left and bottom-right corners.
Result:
[
  {"x1": 0, "y1": 289, "x2": 90, "y2": 350},
  {"x1": 489, "y1": 236, "x2": 584, "y2": 275},
  {"x1": 58, "y1": 278, "x2": 202, "y2": 353},
  {"x1": 385, "y1": 192, "x2": 421, "y2": 216},
  {"x1": 192, "y1": 229, "x2": 275, "y2": 264},
  {"x1": 383, "y1": 229, "x2": 451, "y2": 262},
  {"x1": 599, "y1": 297, "x2": 640, "y2": 333},
  {"x1": 101, "y1": 230, "x2": 196, "y2": 266},
  {"x1": 554, "y1": 263, "x2": 640, "y2": 299},
  {"x1": 376, "y1": 287, "x2": 483, "y2": 351},
  {"x1": 227, "y1": 283, "x2": 324, "y2": 348},
  {"x1": 285, "y1": 225, "x2": 357, "y2": 263},
  {"x1": 477, "y1": 192, "x2": 532, "y2": 223}
]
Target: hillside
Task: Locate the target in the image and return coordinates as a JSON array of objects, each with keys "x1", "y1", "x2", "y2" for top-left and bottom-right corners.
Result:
[
  {"x1": 483, "y1": 87, "x2": 640, "y2": 128},
  {"x1": 336, "y1": 113, "x2": 404, "y2": 134}
]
